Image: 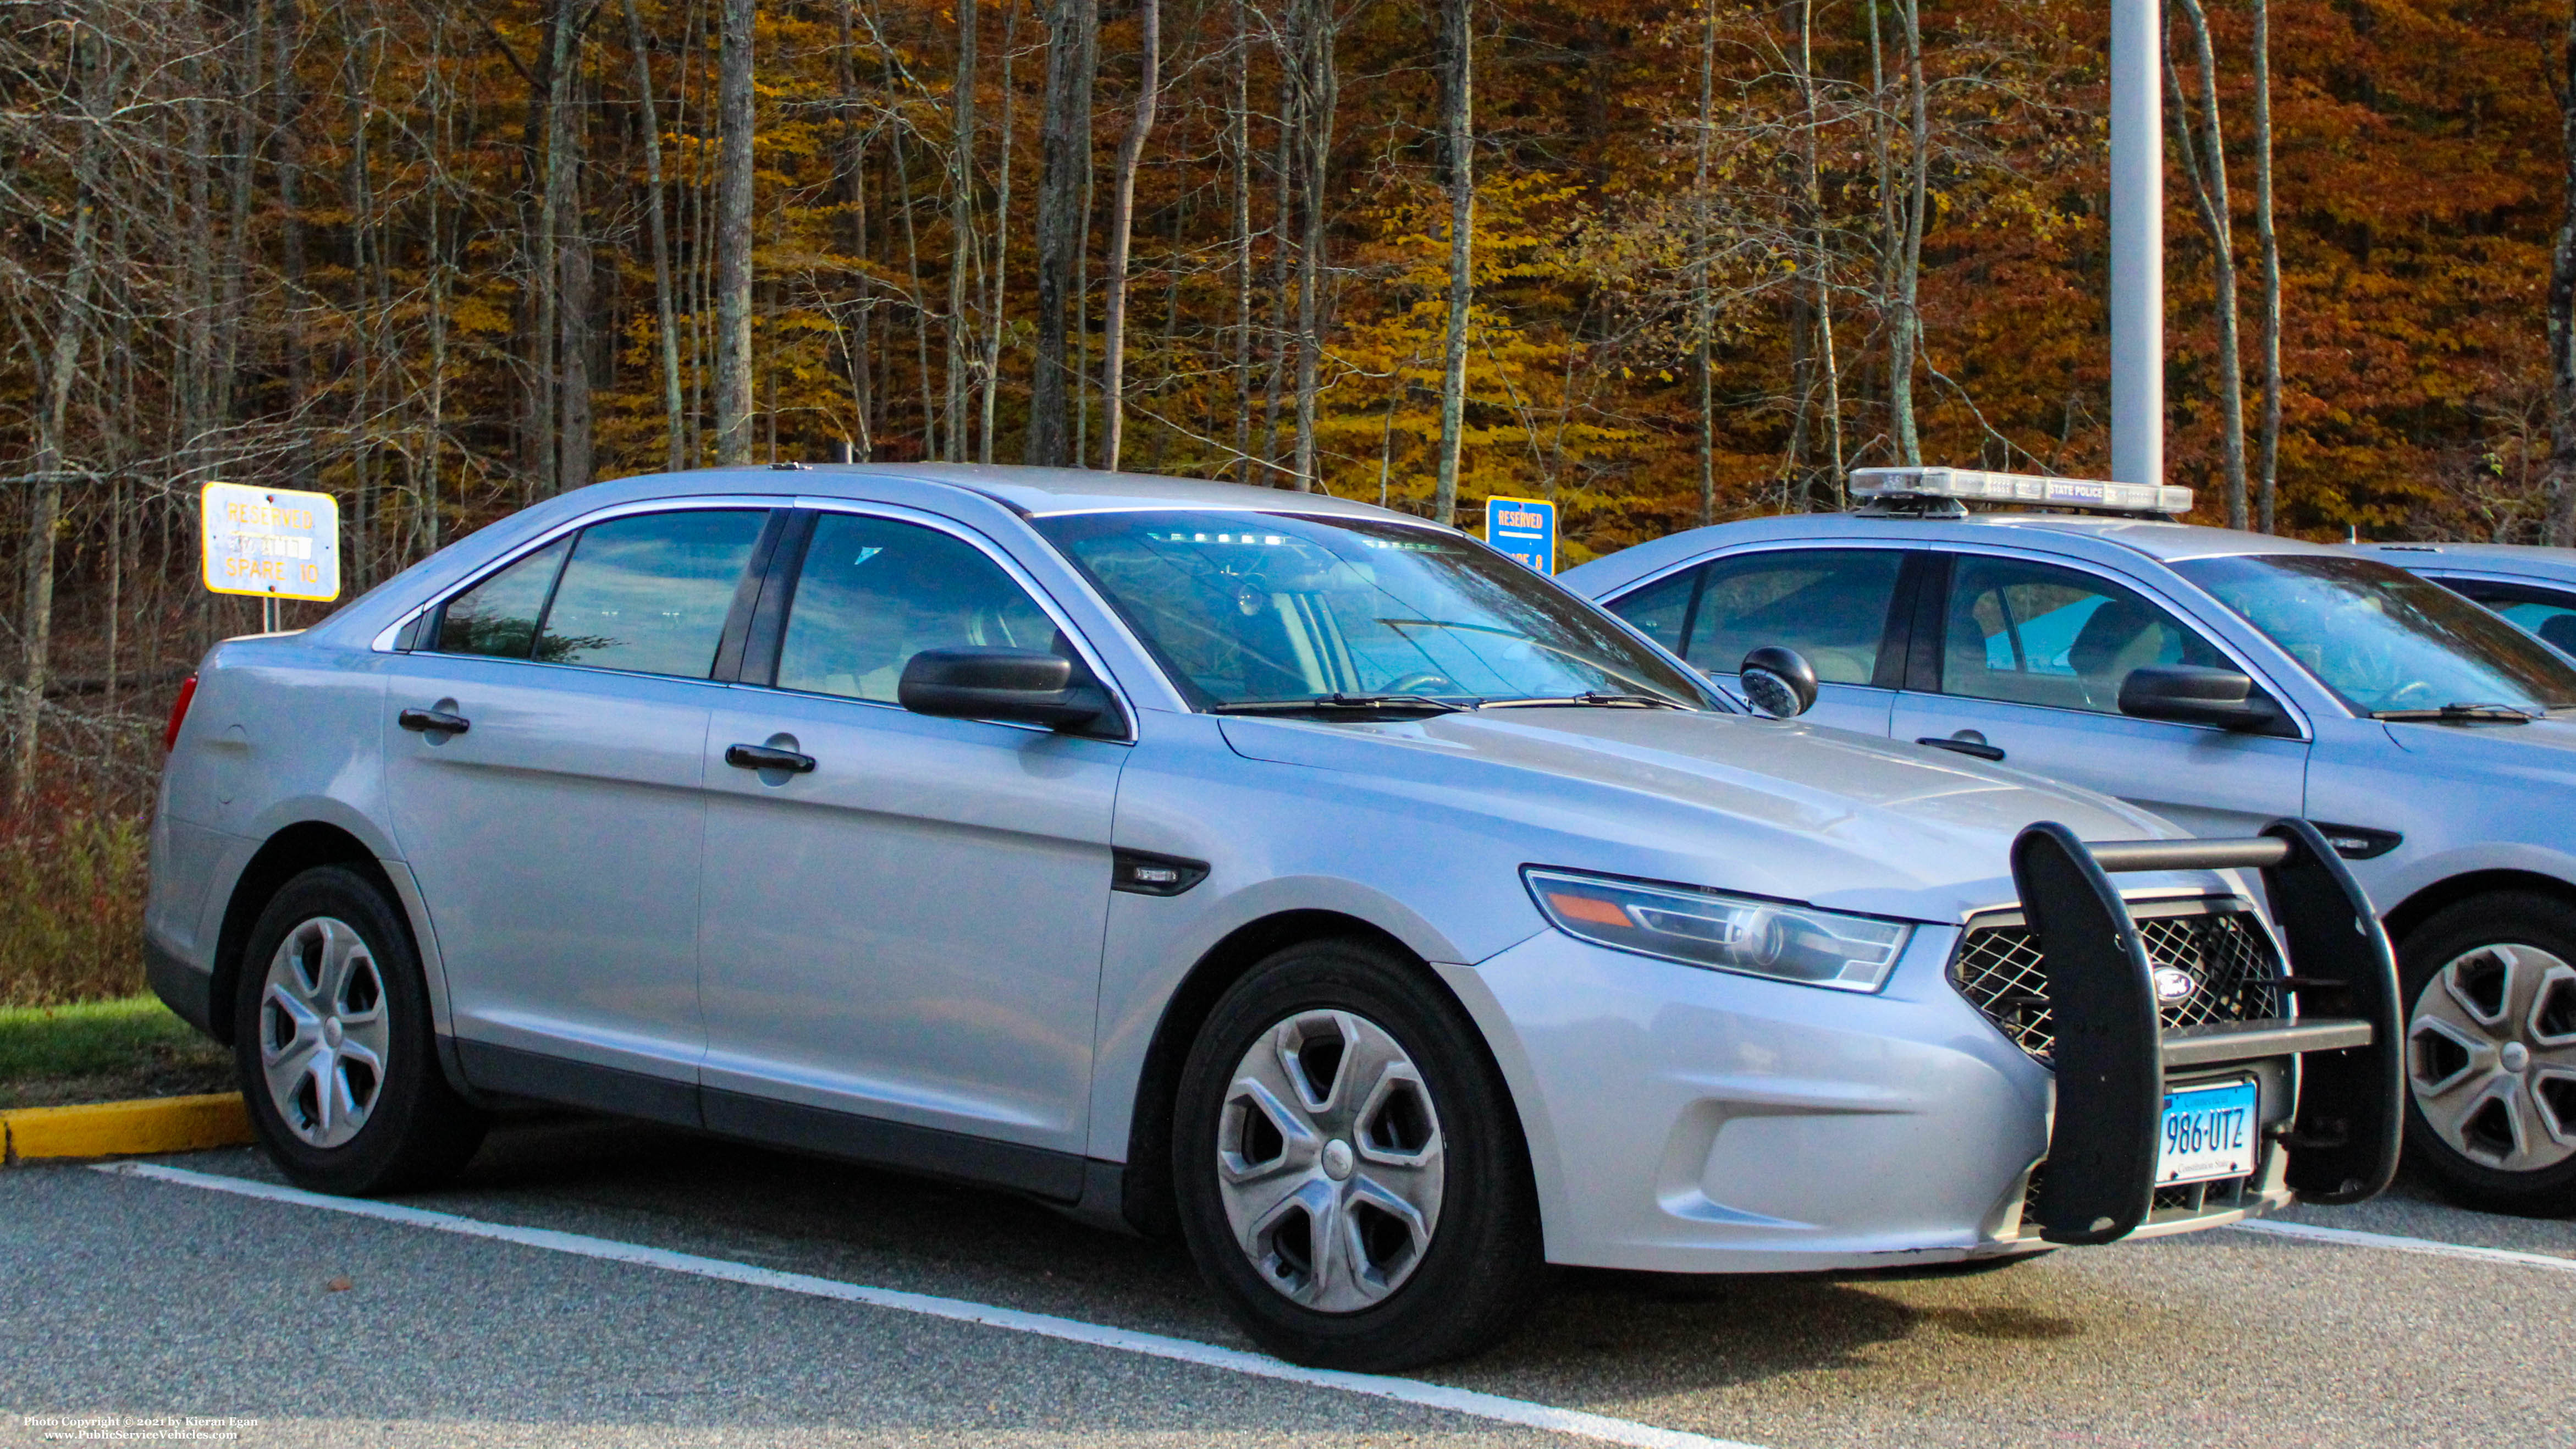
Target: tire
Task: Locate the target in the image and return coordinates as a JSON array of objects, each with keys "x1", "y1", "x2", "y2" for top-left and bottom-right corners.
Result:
[
  {"x1": 1172, "y1": 937, "x2": 1544, "y2": 1370},
  {"x1": 231, "y1": 865, "x2": 486, "y2": 1195},
  {"x1": 2397, "y1": 891, "x2": 2576, "y2": 1216}
]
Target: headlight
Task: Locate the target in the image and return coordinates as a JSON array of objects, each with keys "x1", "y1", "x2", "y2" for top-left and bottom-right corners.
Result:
[{"x1": 1522, "y1": 867, "x2": 1913, "y2": 992}]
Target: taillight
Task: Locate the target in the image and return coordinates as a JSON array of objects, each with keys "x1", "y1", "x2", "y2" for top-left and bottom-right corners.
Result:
[{"x1": 163, "y1": 674, "x2": 198, "y2": 752}]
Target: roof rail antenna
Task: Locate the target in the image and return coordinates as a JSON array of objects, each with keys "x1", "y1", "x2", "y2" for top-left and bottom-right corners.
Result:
[{"x1": 1849, "y1": 466, "x2": 2193, "y2": 520}]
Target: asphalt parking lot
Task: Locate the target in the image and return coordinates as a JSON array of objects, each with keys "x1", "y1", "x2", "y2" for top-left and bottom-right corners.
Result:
[{"x1": 5, "y1": 1116, "x2": 2571, "y2": 1449}]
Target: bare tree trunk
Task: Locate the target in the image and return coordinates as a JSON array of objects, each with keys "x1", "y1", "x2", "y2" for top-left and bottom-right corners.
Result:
[
  {"x1": 341, "y1": 15, "x2": 378, "y2": 581},
  {"x1": 713, "y1": 0, "x2": 756, "y2": 463},
  {"x1": 556, "y1": 40, "x2": 596, "y2": 492},
  {"x1": 2169, "y1": 0, "x2": 2248, "y2": 529},
  {"x1": 980, "y1": 0, "x2": 1023, "y2": 462},
  {"x1": 274, "y1": 0, "x2": 316, "y2": 495},
  {"x1": 18, "y1": 26, "x2": 102, "y2": 805},
  {"x1": 1692, "y1": 0, "x2": 1713, "y2": 524},
  {"x1": 626, "y1": 0, "x2": 686, "y2": 472},
  {"x1": 1800, "y1": 0, "x2": 1845, "y2": 505},
  {"x1": 947, "y1": 0, "x2": 981, "y2": 462},
  {"x1": 1029, "y1": 0, "x2": 1099, "y2": 465},
  {"x1": 427, "y1": 73, "x2": 450, "y2": 552},
  {"x1": 1431, "y1": 0, "x2": 1472, "y2": 523},
  {"x1": 2553, "y1": 2, "x2": 2576, "y2": 546},
  {"x1": 1230, "y1": 0, "x2": 1254, "y2": 477},
  {"x1": 1100, "y1": 0, "x2": 1160, "y2": 469},
  {"x1": 1288, "y1": 0, "x2": 1337, "y2": 492},
  {"x1": 833, "y1": 0, "x2": 872, "y2": 460},
  {"x1": 895, "y1": 125, "x2": 939, "y2": 456},
  {"x1": 1259, "y1": 37, "x2": 1295, "y2": 478},
  {"x1": 2250, "y1": 0, "x2": 2282, "y2": 534},
  {"x1": 527, "y1": 0, "x2": 584, "y2": 494},
  {"x1": 1147, "y1": 195, "x2": 1187, "y2": 469},
  {"x1": 1077, "y1": 90, "x2": 1098, "y2": 466},
  {"x1": 1885, "y1": 0, "x2": 1927, "y2": 466}
]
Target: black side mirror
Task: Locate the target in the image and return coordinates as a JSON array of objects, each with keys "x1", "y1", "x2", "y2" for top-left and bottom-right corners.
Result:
[
  {"x1": 1739, "y1": 646, "x2": 1820, "y2": 720},
  {"x1": 898, "y1": 647, "x2": 1110, "y2": 731},
  {"x1": 2118, "y1": 664, "x2": 2286, "y2": 734}
]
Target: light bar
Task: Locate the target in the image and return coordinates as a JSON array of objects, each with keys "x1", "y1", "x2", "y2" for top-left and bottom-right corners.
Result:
[{"x1": 1850, "y1": 466, "x2": 2192, "y2": 517}]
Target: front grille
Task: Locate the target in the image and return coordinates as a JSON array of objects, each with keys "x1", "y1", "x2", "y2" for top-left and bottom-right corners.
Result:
[
  {"x1": 2017, "y1": 1166, "x2": 2254, "y2": 1237},
  {"x1": 2139, "y1": 912, "x2": 2283, "y2": 1029},
  {"x1": 1954, "y1": 903, "x2": 2284, "y2": 1062}
]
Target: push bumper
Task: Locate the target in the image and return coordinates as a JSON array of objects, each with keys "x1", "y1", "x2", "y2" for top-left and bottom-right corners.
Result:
[{"x1": 2011, "y1": 818, "x2": 2403, "y2": 1244}]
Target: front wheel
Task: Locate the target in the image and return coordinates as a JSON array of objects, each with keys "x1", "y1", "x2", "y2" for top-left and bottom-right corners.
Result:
[
  {"x1": 233, "y1": 865, "x2": 487, "y2": 1195},
  {"x1": 1173, "y1": 938, "x2": 1543, "y2": 1370},
  {"x1": 2398, "y1": 892, "x2": 2576, "y2": 1216}
]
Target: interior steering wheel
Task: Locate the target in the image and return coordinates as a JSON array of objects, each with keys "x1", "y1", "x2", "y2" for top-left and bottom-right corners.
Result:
[
  {"x1": 1378, "y1": 672, "x2": 1459, "y2": 697},
  {"x1": 2381, "y1": 679, "x2": 2441, "y2": 710}
]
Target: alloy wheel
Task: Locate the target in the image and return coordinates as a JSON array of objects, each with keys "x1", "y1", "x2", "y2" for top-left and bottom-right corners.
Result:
[
  {"x1": 258, "y1": 916, "x2": 391, "y2": 1150},
  {"x1": 2407, "y1": 943, "x2": 2576, "y2": 1172},
  {"x1": 1215, "y1": 1009, "x2": 1446, "y2": 1313}
]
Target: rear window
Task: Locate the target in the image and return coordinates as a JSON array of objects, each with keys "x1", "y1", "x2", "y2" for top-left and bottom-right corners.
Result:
[
  {"x1": 432, "y1": 510, "x2": 768, "y2": 679},
  {"x1": 1606, "y1": 549, "x2": 1907, "y2": 686}
]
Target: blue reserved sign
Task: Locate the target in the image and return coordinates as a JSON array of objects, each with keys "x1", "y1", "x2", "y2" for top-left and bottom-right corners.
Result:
[{"x1": 1483, "y1": 495, "x2": 1556, "y2": 575}]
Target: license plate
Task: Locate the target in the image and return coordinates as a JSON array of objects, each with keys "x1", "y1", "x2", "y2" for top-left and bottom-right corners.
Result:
[{"x1": 2157, "y1": 1079, "x2": 2259, "y2": 1185}]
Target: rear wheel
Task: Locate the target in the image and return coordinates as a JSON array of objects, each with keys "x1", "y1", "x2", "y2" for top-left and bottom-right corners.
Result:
[
  {"x1": 232, "y1": 866, "x2": 486, "y2": 1194},
  {"x1": 2398, "y1": 892, "x2": 2576, "y2": 1216},
  {"x1": 1173, "y1": 938, "x2": 1543, "y2": 1370}
]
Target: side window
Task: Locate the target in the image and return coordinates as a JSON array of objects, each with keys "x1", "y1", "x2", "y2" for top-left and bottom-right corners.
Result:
[
  {"x1": 1676, "y1": 549, "x2": 1907, "y2": 685},
  {"x1": 774, "y1": 514, "x2": 1062, "y2": 703},
  {"x1": 1940, "y1": 555, "x2": 2227, "y2": 714},
  {"x1": 435, "y1": 537, "x2": 570, "y2": 659},
  {"x1": 2434, "y1": 577, "x2": 2576, "y2": 658},
  {"x1": 540, "y1": 510, "x2": 770, "y2": 677},
  {"x1": 1604, "y1": 568, "x2": 1698, "y2": 655}
]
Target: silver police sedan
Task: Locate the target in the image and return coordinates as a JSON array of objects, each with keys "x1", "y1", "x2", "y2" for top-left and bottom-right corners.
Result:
[
  {"x1": 1568, "y1": 466, "x2": 2576, "y2": 1218},
  {"x1": 2350, "y1": 541, "x2": 2576, "y2": 659},
  {"x1": 146, "y1": 466, "x2": 2398, "y2": 1369}
]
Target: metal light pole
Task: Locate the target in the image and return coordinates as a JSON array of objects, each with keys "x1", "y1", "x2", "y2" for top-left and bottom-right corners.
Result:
[{"x1": 2109, "y1": 0, "x2": 2161, "y2": 487}]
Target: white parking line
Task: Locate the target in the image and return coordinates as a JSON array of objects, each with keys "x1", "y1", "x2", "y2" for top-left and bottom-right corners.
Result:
[
  {"x1": 2229, "y1": 1218, "x2": 2576, "y2": 1274},
  {"x1": 96, "y1": 1161, "x2": 1757, "y2": 1449}
]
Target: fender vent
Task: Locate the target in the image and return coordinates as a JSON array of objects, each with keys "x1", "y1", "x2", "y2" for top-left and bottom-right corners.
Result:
[{"x1": 1955, "y1": 902, "x2": 2285, "y2": 1062}]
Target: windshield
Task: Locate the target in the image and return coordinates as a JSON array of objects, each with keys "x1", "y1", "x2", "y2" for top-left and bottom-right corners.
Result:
[
  {"x1": 1031, "y1": 510, "x2": 1711, "y2": 710},
  {"x1": 2172, "y1": 553, "x2": 2576, "y2": 715}
]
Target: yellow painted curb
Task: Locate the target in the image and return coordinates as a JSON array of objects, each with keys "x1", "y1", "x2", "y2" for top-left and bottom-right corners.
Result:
[{"x1": 1, "y1": 1093, "x2": 253, "y2": 1164}]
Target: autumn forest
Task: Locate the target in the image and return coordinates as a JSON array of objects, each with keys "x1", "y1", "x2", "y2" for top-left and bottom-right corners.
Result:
[{"x1": 0, "y1": 1, "x2": 2567, "y2": 987}]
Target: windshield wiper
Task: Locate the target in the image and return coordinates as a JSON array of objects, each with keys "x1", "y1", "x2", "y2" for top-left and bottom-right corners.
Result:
[
  {"x1": 1479, "y1": 691, "x2": 1691, "y2": 710},
  {"x1": 1212, "y1": 693, "x2": 1470, "y2": 717},
  {"x1": 2370, "y1": 702, "x2": 2539, "y2": 724}
]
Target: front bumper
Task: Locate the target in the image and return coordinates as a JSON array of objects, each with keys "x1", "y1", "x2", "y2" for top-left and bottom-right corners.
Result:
[
  {"x1": 1443, "y1": 818, "x2": 2400, "y2": 1275},
  {"x1": 1444, "y1": 923, "x2": 2067, "y2": 1274}
]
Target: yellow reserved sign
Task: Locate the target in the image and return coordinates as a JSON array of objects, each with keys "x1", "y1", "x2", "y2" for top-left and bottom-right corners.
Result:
[{"x1": 200, "y1": 481, "x2": 341, "y2": 602}]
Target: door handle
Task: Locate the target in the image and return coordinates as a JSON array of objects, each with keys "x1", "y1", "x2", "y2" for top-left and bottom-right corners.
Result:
[
  {"x1": 398, "y1": 707, "x2": 471, "y2": 736},
  {"x1": 1917, "y1": 734, "x2": 2006, "y2": 762},
  {"x1": 725, "y1": 742, "x2": 817, "y2": 774}
]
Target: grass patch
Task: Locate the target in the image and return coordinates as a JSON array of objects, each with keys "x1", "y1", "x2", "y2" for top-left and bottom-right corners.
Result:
[{"x1": 0, "y1": 993, "x2": 232, "y2": 1110}]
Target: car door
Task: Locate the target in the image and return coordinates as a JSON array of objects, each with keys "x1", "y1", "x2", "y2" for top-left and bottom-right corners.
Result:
[
  {"x1": 1887, "y1": 550, "x2": 2309, "y2": 837},
  {"x1": 695, "y1": 505, "x2": 1128, "y2": 1181},
  {"x1": 380, "y1": 504, "x2": 780, "y2": 1113},
  {"x1": 2420, "y1": 574, "x2": 2576, "y2": 659},
  {"x1": 1601, "y1": 547, "x2": 1918, "y2": 735}
]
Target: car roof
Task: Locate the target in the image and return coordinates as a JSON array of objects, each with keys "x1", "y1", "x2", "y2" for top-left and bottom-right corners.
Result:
[
  {"x1": 2349, "y1": 540, "x2": 2576, "y2": 584},
  {"x1": 1963, "y1": 514, "x2": 2352, "y2": 561},
  {"x1": 753, "y1": 462, "x2": 1415, "y2": 521},
  {"x1": 1557, "y1": 507, "x2": 2350, "y2": 599},
  {"x1": 308, "y1": 464, "x2": 1448, "y2": 651}
]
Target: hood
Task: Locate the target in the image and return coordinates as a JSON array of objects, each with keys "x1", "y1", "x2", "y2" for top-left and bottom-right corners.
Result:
[
  {"x1": 1219, "y1": 706, "x2": 2219, "y2": 925},
  {"x1": 2382, "y1": 713, "x2": 2576, "y2": 778}
]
